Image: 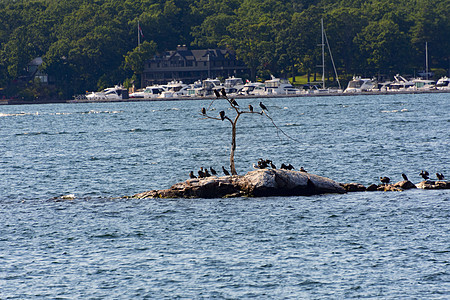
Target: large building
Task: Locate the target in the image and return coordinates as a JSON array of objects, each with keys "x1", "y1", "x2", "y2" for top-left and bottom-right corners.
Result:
[{"x1": 142, "y1": 45, "x2": 249, "y2": 85}]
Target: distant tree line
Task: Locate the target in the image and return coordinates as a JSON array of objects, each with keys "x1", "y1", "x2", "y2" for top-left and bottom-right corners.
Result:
[{"x1": 0, "y1": 0, "x2": 449, "y2": 99}]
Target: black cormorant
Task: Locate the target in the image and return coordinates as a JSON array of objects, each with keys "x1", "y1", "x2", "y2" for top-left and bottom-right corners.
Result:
[
  {"x1": 219, "y1": 110, "x2": 225, "y2": 121},
  {"x1": 299, "y1": 167, "x2": 307, "y2": 172},
  {"x1": 201, "y1": 107, "x2": 206, "y2": 115},
  {"x1": 204, "y1": 169, "x2": 211, "y2": 177},
  {"x1": 214, "y1": 89, "x2": 221, "y2": 98},
  {"x1": 259, "y1": 102, "x2": 268, "y2": 111},
  {"x1": 198, "y1": 167, "x2": 206, "y2": 178},
  {"x1": 189, "y1": 171, "x2": 196, "y2": 179},
  {"x1": 436, "y1": 172, "x2": 445, "y2": 180},
  {"x1": 221, "y1": 88, "x2": 227, "y2": 97},
  {"x1": 210, "y1": 167, "x2": 217, "y2": 176},
  {"x1": 222, "y1": 166, "x2": 230, "y2": 176},
  {"x1": 230, "y1": 98, "x2": 239, "y2": 106},
  {"x1": 248, "y1": 104, "x2": 253, "y2": 112},
  {"x1": 380, "y1": 176, "x2": 390, "y2": 185},
  {"x1": 420, "y1": 170, "x2": 429, "y2": 180}
]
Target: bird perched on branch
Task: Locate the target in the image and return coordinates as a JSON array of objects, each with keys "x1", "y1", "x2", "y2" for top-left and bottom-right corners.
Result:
[
  {"x1": 259, "y1": 102, "x2": 268, "y2": 111},
  {"x1": 201, "y1": 107, "x2": 206, "y2": 115},
  {"x1": 380, "y1": 176, "x2": 390, "y2": 185},
  {"x1": 221, "y1": 88, "x2": 227, "y2": 97},
  {"x1": 214, "y1": 89, "x2": 221, "y2": 98},
  {"x1": 419, "y1": 170, "x2": 429, "y2": 180},
  {"x1": 222, "y1": 166, "x2": 230, "y2": 176},
  {"x1": 219, "y1": 110, "x2": 225, "y2": 121},
  {"x1": 436, "y1": 172, "x2": 445, "y2": 180},
  {"x1": 230, "y1": 98, "x2": 239, "y2": 106},
  {"x1": 248, "y1": 104, "x2": 253, "y2": 112}
]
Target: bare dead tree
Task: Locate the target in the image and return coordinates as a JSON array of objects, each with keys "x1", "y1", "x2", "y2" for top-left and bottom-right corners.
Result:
[{"x1": 201, "y1": 88, "x2": 298, "y2": 175}]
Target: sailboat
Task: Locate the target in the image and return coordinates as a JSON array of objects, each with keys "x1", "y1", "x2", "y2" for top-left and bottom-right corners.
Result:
[{"x1": 313, "y1": 19, "x2": 342, "y2": 94}]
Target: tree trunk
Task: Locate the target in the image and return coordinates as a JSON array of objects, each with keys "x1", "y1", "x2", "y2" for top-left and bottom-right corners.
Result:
[{"x1": 229, "y1": 114, "x2": 240, "y2": 175}]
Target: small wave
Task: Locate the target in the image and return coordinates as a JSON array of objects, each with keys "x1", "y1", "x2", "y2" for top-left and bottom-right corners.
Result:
[
  {"x1": 80, "y1": 110, "x2": 123, "y2": 115},
  {"x1": 128, "y1": 128, "x2": 145, "y2": 133},
  {"x1": 16, "y1": 131, "x2": 50, "y2": 136},
  {"x1": 285, "y1": 123, "x2": 301, "y2": 127},
  {"x1": 381, "y1": 109, "x2": 408, "y2": 113},
  {"x1": 0, "y1": 112, "x2": 39, "y2": 117}
]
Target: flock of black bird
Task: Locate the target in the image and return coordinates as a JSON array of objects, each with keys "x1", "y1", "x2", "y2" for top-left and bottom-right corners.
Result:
[
  {"x1": 202, "y1": 88, "x2": 268, "y2": 122},
  {"x1": 189, "y1": 159, "x2": 308, "y2": 179},
  {"x1": 379, "y1": 170, "x2": 445, "y2": 185},
  {"x1": 189, "y1": 166, "x2": 229, "y2": 179}
]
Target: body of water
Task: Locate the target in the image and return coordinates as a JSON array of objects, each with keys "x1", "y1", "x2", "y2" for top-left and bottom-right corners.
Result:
[{"x1": 1, "y1": 93, "x2": 449, "y2": 298}]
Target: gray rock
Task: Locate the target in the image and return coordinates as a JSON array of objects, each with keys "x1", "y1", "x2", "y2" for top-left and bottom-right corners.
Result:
[
  {"x1": 132, "y1": 169, "x2": 345, "y2": 199},
  {"x1": 340, "y1": 182, "x2": 366, "y2": 192},
  {"x1": 393, "y1": 180, "x2": 417, "y2": 190},
  {"x1": 416, "y1": 180, "x2": 450, "y2": 189}
]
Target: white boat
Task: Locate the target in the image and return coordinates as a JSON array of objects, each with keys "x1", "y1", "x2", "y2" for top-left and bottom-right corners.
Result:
[
  {"x1": 411, "y1": 79, "x2": 435, "y2": 90},
  {"x1": 86, "y1": 85, "x2": 129, "y2": 100},
  {"x1": 159, "y1": 80, "x2": 188, "y2": 98},
  {"x1": 224, "y1": 77, "x2": 245, "y2": 95},
  {"x1": 264, "y1": 76, "x2": 301, "y2": 95},
  {"x1": 436, "y1": 76, "x2": 450, "y2": 90},
  {"x1": 238, "y1": 81, "x2": 266, "y2": 95},
  {"x1": 187, "y1": 78, "x2": 222, "y2": 97},
  {"x1": 129, "y1": 85, "x2": 165, "y2": 99},
  {"x1": 388, "y1": 74, "x2": 415, "y2": 91},
  {"x1": 344, "y1": 76, "x2": 376, "y2": 93}
]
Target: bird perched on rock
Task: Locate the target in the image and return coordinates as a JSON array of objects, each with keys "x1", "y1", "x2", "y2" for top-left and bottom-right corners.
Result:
[
  {"x1": 380, "y1": 176, "x2": 390, "y2": 185},
  {"x1": 436, "y1": 172, "x2": 445, "y2": 180},
  {"x1": 210, "y1": 167, "x2": 217, "y2": 176},
  {"x1": 219, "y1": 111, "x2": 225, "y2": 121},
  {"x1": 204, "y1": 169, "x2": 211, "y2": 177},
  {"x1": 257, "y1": 158, "x2": 268, "y2": 169},
  {"x1": 299, "y1": 167, "x2": 307, "y2": 172},
  {"x1": 230, "y1": 98, "x2": 239, "y2": 106},
  {"x1": 259, "y1": 102, "x2": 268, "y2": 111},
  {"x1": 222, "y1": 166, "x2": 230, "y2": 176},
  {"x1": 402, "y1": 173, "x2": 409, "y2": 181},
  {"x1": 248, "y1": 104, "x2": 253, "y2": 112},
  {"x1": 420, "y1": 170, "x2": 429, "y2": 180},
  {"x1": 269, "y1": 161, "x2": 276, "y2": 169},
  {"x1": 280, "y1": 163, "x2": 288, "y2": 169},
  {"x1": 221, "y1": 88, "x2": 227, "y2": 97},
  {"x1": 201, "y1": 107, "x2": 206, "y2": 115},
  {"x1": 198, "y1": 167, "x2": 206, "y2": 178},
  {"x1": 214, "y1": 89, "x2": 221, "y2": 98},
  {"x1": 189, "y1": 171, "x2": 196, "y2": 179}
]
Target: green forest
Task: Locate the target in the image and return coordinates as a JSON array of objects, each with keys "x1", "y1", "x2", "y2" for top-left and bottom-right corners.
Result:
[{"x1": 1, "y1": 0, "x2": 449, "y2": 99}]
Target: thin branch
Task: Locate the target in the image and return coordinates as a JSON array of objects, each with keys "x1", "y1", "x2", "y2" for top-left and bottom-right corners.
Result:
[{"x1": 262, "y1": 110, "x2": 302, "y2": 144}]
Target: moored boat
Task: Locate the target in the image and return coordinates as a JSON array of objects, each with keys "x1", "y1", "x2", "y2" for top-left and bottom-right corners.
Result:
[{"x1": 86, "y1": 85, "x2": 129, "y2": 100}]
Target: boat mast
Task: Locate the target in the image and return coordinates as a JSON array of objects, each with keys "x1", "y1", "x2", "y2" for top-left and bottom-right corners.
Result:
[
  {"x1": 425, "y1": 42, "x2": 428, "y2": 80},
  {"x1": 321, "y1": 18, "x2": 325, "y2": 89}
]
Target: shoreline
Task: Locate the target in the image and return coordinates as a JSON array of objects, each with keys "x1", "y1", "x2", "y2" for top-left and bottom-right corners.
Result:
[{"x1": 1, "y1": 88, "x2": 449, "y2": 105}]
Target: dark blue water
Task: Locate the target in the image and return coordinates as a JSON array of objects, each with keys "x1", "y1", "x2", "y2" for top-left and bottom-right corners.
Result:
[{"x1": 1, "y1": 94, "x2": 449, "y2": 298}]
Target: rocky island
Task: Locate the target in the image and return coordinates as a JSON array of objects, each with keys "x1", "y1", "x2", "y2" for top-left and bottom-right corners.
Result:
[{"x1": 131, "y1": 169, "x2": 449, "y2": 199}]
